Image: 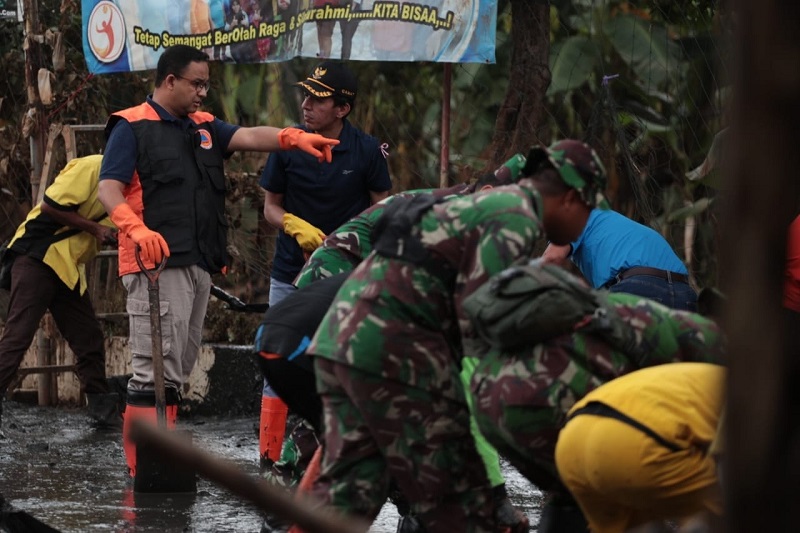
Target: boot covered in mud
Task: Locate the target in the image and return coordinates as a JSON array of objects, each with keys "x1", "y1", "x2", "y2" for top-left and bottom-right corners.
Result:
[
  {"x1": 396, "y1": 514, "x2": 425, "y2": 533},
  {"x1": 390, "y1": 486, "x2": 426, "y2": 533},
  {"x1": 122, "y1": 388, "x2": 179, "y2": 478},
  {"x1": 537, "y1": 492, "x2": 589, "y2": 533},
  {"x1": 86, "y1": 392, "x2": 123, "y2": 429},
  {"x1": 492, "y1": 483, "x2": 529, "y2": 532},
  {"x1": 260, "y1": 513, "x2": 289, "y2": 533}
]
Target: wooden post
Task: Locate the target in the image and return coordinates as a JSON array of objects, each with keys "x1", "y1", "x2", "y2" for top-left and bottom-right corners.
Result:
[
  {"x1": 722, "y1": 0, "x2": 800, "y2": 531},
  {"x1": 439, "y1": 63, "x2": 452, "y2": 189},
  {"x1": 23, "y1": 0, "x2": 47, "y2": 202},
  {"x1": 23, "y1": 0, "x2": 55, "y2": 405}
]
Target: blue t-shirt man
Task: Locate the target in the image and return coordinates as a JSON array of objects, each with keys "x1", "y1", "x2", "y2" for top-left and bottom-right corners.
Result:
[
  {"x1": 529, "y1": 139, "x2": 697, "y2": 311},
  {"x1": 571, "y1": 209, "x2": 689, "y2": 288}
]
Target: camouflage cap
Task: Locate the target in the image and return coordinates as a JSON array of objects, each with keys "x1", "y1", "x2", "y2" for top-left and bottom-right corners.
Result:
[
  {"x1": 524, "y1": 139, "x2": 610, "y2": 209},
  {"x1": 493, "y1": 153, "x2": 527, "y2": 185}
]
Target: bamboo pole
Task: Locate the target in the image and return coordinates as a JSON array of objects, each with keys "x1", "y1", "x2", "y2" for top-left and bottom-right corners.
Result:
[{"x1": 130, "y1": 420, "x2": 370, "y2": 533}]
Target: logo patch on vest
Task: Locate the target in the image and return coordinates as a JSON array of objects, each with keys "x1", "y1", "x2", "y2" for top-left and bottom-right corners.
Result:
[{"x1": 197, "y1": 129, "x2": 213, "y2": 150}]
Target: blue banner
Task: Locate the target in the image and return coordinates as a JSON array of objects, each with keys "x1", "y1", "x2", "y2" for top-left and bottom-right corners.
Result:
[
  {"x1": 1, "y1": 0, "x2": 19, "y2": 20},
  {"x1": 81, "y1": 0, "x2": 497, "y2": 74}
]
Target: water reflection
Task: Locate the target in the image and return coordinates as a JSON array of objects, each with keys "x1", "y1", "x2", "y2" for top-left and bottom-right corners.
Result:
[{"x1": 115, "y1": 490, "x2": 195, "y2": 532}]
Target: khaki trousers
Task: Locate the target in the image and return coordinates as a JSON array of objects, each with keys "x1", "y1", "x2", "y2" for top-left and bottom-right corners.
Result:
[{"x1": 122, "y1": 265, "x2": 211, "y2": 393}]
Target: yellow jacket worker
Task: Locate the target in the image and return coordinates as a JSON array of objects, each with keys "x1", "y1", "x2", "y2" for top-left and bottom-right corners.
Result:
[
  {"x1": 0, "y1": 155, "x2": 120, "y2": 432},
  {"x1": 555, "y1": 363, "x2": 725, "y2": 533}
]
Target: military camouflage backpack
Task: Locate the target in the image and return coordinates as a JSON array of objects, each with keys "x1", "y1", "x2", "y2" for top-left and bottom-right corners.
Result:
[{"x1": 464, "y1": 260, "x2": 638, "y2": 351}]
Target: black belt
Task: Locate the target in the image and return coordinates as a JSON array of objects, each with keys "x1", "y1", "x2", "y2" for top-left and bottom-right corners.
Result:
[
  {"x1": 612, "y1": 266, "x2": 689, "y2": 285},
  {"x1": 568, "y1": 401, "x2": 682, "y2": 452}
]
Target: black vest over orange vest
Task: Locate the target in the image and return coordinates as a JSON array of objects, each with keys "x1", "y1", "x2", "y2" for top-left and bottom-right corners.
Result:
[{"x1": 107, "y1": 103, "x2": 229, "y2": 273}]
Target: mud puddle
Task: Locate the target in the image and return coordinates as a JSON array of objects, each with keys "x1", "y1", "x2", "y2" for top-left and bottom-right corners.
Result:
[{"x1": 0, "y1": 401, "x2": 542, "y2": 532}]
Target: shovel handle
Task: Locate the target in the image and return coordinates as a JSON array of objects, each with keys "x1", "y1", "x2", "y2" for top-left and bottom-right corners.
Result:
[
  {"x1": 134, "y1": 246, "x2": 168, "y2": 428},
  {"x1": 134, "y1": 246, "x2": 167, "y2": 285}
]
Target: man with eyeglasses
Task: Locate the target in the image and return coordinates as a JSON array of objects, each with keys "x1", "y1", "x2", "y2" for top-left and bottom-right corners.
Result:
[{"x1": 97, "y1": 44, "x2": 339, "y2": 481}]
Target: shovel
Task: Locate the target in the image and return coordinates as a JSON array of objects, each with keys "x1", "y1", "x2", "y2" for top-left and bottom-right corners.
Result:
[
  {"x1": 210, "y1": 284, "x2": 269, "y2": 313},
  {"x1": 132, "y1": 247, "x2": 197, "y2": 494}
]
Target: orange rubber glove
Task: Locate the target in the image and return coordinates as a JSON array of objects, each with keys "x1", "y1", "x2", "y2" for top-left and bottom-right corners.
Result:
[
  {"x1": 109, "y1": 203, "x2": 170, "y2": 264},
  {"x1": 282, "y1": 213, "x2": 325, "y2": 252},
  {"x1": 278, "y1": 127, "x2": 339, "y2": 163}
]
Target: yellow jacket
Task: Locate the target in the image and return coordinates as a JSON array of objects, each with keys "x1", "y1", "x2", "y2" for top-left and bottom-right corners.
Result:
[
  {"x1": 569, "y1": 362, "x2": 726, "y2": 452},
  {"x1": 9, "y1": 155, "x2": 115, "y2": 294}
]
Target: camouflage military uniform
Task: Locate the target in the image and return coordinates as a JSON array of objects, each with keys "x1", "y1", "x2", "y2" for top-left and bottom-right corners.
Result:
[
  {"x1": 308, "y1": 186, "x2": 544, "y2": 532},
  {"x1": 294, "y1": 184, "x2": 469, "y2": 289},
  {"x1": 267, "y1": 185, "x2": 470, "y2": 490},
  {"x1": 471, "y1": 292, "x2": 726, "y2": 492}
]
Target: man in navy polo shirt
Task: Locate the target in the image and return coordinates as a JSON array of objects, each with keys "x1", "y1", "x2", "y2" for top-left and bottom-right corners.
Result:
[
  {"x1": 258, "y1": 60, "x2": 391, "y2": 479},
  {"x1": 260, "y1": 60, "x2": 392, "y2": 306}
]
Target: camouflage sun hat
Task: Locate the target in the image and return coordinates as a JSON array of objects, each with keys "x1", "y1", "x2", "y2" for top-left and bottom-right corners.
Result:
[{"x1": 524, "y1": 139, "x2": 610, "y2": 209}]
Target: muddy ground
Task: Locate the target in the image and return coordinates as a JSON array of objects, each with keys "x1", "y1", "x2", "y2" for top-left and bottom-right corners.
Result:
[{"x1": 0, "y1": 400, "x2": 543, "y2": 532}]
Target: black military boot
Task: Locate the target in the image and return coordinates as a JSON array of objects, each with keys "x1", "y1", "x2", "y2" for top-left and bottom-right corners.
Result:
[
  {"x1": 396, "y1": 514, "x2": 424, "y2": 533},
  {"x1": 86, "y1": 392, "x2": 123, "y2": 429},
  {"x1": 492, "y1": 484, "x2": 530, "y2": 532},
  {"x1": 391, "y1": 487, "x2": 426, "y2": 533},
  {"x1": 537, "y1": 492, "x2": 589, "y2": 533},
  {"x1": 260, "y1": 513, "x2": 289, "y2": 533}
]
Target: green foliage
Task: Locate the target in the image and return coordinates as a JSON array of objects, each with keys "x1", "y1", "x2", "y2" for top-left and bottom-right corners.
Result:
[
  {"x1": 605, "y1": 15, "x2": 682, "y2": 88},
  {"x1": 548, "y1": 35, "x2": 599, "y2": 95},
  {"x1": 545, "y1": 0, "x2": 725, "y2": 287},
  {"x1": 0, "y1": 0, "x2": 725, "y2": 292}
]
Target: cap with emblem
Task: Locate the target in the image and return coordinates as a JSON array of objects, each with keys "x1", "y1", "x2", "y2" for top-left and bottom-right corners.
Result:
[{"x1": 295, "y1": 61, "x2": 358, "y2": 103}]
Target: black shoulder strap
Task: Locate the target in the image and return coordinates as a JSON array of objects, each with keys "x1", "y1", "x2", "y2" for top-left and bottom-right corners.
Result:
[
  {"x1": 47, "y1": 213, "x2": 109, "y2": 245},
  {"x1": 372, "y1": 193, "x2": 441, "y2": 263}
]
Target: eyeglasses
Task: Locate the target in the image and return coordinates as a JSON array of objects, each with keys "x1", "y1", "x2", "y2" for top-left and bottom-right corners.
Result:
[{"x1": 174, "y1": 74, "x2": 211, "y2": 93}]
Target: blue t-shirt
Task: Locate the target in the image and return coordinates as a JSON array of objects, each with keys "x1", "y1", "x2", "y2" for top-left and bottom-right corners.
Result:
[
  {"x1": 100, "y1": 96, "x2": 239, "y2": 184},
  {"x1": 259, "y1": 119, "x2": 392, "y2": 284},
  {"x1": 571, "y1": 209, "x2": 688, "y2": 288}
]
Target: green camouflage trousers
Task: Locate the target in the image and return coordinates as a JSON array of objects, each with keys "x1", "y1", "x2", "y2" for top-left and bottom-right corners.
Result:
[
  {"x1": 261, "y1": 415, "x2": 319, "y2": 489},
  {"x1": 313, "y1": 358, "x2": 497, "y2": 533}
]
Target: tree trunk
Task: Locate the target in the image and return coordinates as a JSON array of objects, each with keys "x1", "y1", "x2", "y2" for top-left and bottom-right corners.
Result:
[
  {"x1": 722, "y1": 0, "x2": 800, "y2": 531},
  {"x1": 484, "y1": 0, "x2": 551, "y2": 172}
]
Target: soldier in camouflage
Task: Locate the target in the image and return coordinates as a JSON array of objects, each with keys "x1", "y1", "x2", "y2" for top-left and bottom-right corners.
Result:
[
  {"x1": 307, "y1": 166, "x2": 561, "y2": 531},
  {"x1": 260, "y1": 159, "x2": 528, "y2": 533},
  {"x1": 471, "y1": 291, "x2": 726, "y2": 495},
  {"x1": 263, "y1": 183, "x2": 465, "y2": 492}
]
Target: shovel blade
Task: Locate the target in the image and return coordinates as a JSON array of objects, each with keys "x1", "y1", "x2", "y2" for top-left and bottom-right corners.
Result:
[{"x1": 134, "y1": 429, "x2": 197, "y2": 493}]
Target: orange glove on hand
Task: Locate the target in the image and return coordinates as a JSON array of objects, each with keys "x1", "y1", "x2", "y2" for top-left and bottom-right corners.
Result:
[
  {"x1": 278, "y1": 127, "x2": 339, "y2": 163},
  {"x1": 109, "y1": 203, "x2": 170, "y2": 265},
  {"x1": 282, "y1": 213, "x2": 325, "y2": 253}
]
